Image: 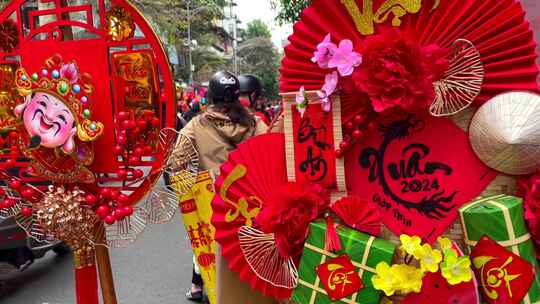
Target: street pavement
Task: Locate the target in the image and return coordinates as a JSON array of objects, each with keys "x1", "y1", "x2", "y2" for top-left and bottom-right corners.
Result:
[{"x1": 0, "y1": 211, "x2": 195, "y2": 304}]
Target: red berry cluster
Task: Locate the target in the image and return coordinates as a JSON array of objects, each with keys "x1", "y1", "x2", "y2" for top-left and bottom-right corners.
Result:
[
  {"x1": 85, "y1": 188, "x2": 134, "y2": 226},
  {"x1": 0, "y1": 131, "x2": 20, "y2": 168},
  {"x1": 335, "y1": 111, "x2": 377, "y2": 158},
  {"x1": 115, "y1": 110, "x2": 160, "y2": 182},
  {"x1": 0, "y1": 179, "x2": 38, "y2": 217}
]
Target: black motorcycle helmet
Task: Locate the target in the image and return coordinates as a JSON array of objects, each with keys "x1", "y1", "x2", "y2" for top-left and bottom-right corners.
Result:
[
  {"x1": 238, "y1": 74, "x2": 262, "y2": 106},
  {"x1": 207, "y1": 71, "x2": 240, "y2": 104}
]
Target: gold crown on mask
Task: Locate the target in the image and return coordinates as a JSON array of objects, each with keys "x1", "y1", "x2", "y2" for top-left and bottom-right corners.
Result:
[{"x1": 14, "y1": 54, "x2": 103, "y2": 142}]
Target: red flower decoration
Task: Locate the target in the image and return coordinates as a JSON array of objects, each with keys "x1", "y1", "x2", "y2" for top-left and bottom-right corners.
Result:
[
  {"x1": 518, "y1": 175, "x2": 540, "y2": 259},
  {"x1": 352, "y1": 29, "x2": 448, "y2": 113},
  {"x1": 0, "y1": 19, "x2": 19, "y2": 53},
  {"x1": 256, "y1": 183, "x2": 328, "y2": 259}
]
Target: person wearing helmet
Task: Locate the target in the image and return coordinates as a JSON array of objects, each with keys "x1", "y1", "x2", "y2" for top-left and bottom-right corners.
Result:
[
  {"x1": 238, "y1": 74, "x2": 271, "y2": 126},
  {"x1": 173, "y1": 71, "x2": 269, "y2": 303}
]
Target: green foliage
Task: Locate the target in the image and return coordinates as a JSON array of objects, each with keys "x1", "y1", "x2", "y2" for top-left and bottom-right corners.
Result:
[
  {"x1": 238, "y1": 37, "x2": 280, "y2": 100},
  {"x1": 132, "y1": 0, "x2": 226, "y2": 45},
  {"x1": 132, "y1": 0, "x2": 230, "y2": 81},
  {"x1": 246, "y1": 19, "x2": 271, "y2": 39},
  {"x1": 269, "y1": 0, "x2": 310, "y2": 25}
]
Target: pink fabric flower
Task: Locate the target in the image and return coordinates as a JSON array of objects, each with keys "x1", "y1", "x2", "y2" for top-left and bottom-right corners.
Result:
[
  {"x1": 317, "y1": 72, "x2": 338, "y2": 112},
  {"x1": 311, "y1": 34, "x2": 337, "y2": 69},
  {"x1": 60, "y1": 63, "x2": 79, "y2": 84},
  {"x1": 296, "y1": 86, "x2": 307, "y2": 117},
  {"x1": 328, "y1": 39, "x2": 362, "y2": 77}
]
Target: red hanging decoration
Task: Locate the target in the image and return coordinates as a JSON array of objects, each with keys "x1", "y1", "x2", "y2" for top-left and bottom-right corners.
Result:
[
  {"x1": 324, "y1": 215, "x2": 342, "y2": 252},
  {"x1": 0, "y1": 19, "x2": 19, "y2": 53}
]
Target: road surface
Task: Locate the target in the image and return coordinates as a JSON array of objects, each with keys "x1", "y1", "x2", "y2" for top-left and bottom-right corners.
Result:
[{"x1": 0, "y1": 212, "x2": 195, "y2": 304}]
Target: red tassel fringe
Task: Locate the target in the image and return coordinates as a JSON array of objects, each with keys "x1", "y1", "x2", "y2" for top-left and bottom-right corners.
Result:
[
  {"x1": 324, "y1": 216, "x2": 342, "y2": 252},
  {"x1": 75, "y1": 264, "x2": 99, "y2": 304}
]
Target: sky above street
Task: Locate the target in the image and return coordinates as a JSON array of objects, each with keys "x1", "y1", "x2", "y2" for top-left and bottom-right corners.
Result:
[{"x1": 235, "y1": 0, "x2": 293, "y2": 47}]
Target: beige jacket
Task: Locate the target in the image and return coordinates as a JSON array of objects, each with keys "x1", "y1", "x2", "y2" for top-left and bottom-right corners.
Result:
[{"x1": 179, "y1": 106, "x2": 267, "y2": 175}]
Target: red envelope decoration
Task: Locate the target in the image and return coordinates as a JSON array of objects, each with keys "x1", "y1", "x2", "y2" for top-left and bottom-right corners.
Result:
[
  {"x1": 470, "y1": 236, "x2": 535, "y2": 304},
  {"x1": 346, "y1": 114, "x2": 496, "y2": 243},
  {"x1": 315, "y1": 255, "x2": 363, "y2": 301}
]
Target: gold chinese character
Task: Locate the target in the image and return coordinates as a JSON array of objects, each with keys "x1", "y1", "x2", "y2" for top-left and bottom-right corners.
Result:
[
  {"x1": 221, "y1": 165, "x2": 261, "y2": 226},
  {"x1": 474, "y1": 256, "x2": 521, "y2": 300},
  {"x1": 341, "y1": 0, "x2": 440, "y2": 35},
  {"x1": 327, "y1": 263, "x2": 355, "y2": 292}
]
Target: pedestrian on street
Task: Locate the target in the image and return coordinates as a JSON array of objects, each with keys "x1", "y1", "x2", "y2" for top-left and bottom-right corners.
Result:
[{"x1": 173, "y1": 71, "x2": 267, "y2": 303}]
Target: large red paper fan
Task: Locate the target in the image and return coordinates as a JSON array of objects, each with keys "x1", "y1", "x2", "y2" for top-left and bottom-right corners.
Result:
[
  {"x1": 211, "y1": 133, "x2": 291, "y2": 299},
  {"x1": 280, "y1": 0, "x2": 539, "y2": 122}
]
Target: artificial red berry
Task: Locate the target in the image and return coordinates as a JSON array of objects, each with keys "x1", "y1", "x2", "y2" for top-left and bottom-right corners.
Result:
[
  {"x1": 96, "y1": 205, "x2": 110, "y2": 218},
  {"x1": 117, "y1": 169, "x2": 127, "y2": 180},
  {"x1": 129, "y1": 156, "x2": 140, "y2": 165},
  {"x1": 114, "y1": 145, "x2": 125, "y2": 155},
  {"x1": 150, "y1": 117, "x2": 160, "y2": 127},
  {"x1": 354, "y1": 115, "x2": 364, "y2": 125},
  {"x1": 4, "y1": 198, "x2": 16, "y2": 208},
  {"x1": 352, "y1": 129, "x2": 363, "y2": 139},
  {"x1": 85, "y1": 194, "x2": 98, "y2": 205},
  {"x1": 131, "y1": 128, "x2": 141, "y2": 136},
  {"x1": 134, "y1": 147, "x2": 144, "y2": 156},
  {"x1": 104, "y1": 215, "x2": 116, "y2": 225},
  {"x1": 144, "y1": 146, "x2": 153, "y2": 154},
  {"x1": 345, "y1": 121, "x2": 354, "y2": 130},
  {"x1": 5, "y1": 158, "x2": 16, "y2": 167},
  {"x1": 117, "y1": 111, "x2": 129, "y2": 121},
  {"x1": 335, "y1": 149, "x2": 344, "y2": 158},
  {"x1": 122, "y1": 206, "x2": 134, "y2": 217},
  {"x1": 134, "y1": 169, "x2": 144, "y2": 179},
  {"x1": 100, "y1": 188, "x2": 112, "y2": 198},
  {"x1": 0, "y1": 187, "x2": 5, "y2": 196},
  {"x1": 110, "y1": 190, "x2": 120, "y2": 200},
  {"x1": 9, "y1": 180, "x2": 21, "y2": 190},
  {"x1": 118, "y1": 194, "x2": 129, "y2": 205},
  {"x1": 340, "y1": 141, "x2": 350, "y2": 151},
  {"x1": 21, "y1": 187, "x2": 35, "y2": 200},
  {"x1": 117, "y1": 135, "x2": 127, "y2": 145},
  {"x1": 136, "y1": 120, "x2": 147, "y2": 129},
  {"x1": 113, "y1": 210, "x2": 124, "y2": 221},
  {"x1": 20, "y1": 207, "x2": 32, "y2": 217}
]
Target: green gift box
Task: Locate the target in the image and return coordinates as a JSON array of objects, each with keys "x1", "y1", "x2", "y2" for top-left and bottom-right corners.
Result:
[
  {"x1": 459, "y1": 194, "x2": 540, "y2": 304},
  {"x1": 291, "y1": 220, "x2": 395, "y2": 304}
]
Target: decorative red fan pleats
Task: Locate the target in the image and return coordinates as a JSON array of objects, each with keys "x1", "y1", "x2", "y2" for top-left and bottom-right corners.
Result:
[
  {"x1": 211, "y1": 133, "x2": 290, "y2": 299},
  {"x1": 280, "y1": 0, "x2": 539, "y2": 122}
]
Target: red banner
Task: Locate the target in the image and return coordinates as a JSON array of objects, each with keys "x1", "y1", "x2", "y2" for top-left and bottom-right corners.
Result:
[
  {"x1": 291, "y1": 105, "x2": 337, "y2": 188},
  {"x1": 283, "y1": 92, "x2": 344, "y2": 191},
  {"x1": 346, "y1": 114, "x2": 496, "y2": 242}
]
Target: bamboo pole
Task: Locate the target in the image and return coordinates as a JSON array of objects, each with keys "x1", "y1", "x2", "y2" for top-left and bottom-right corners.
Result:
[{"x1": 95, "y1": 227, "x2": 118, "y2": 304}]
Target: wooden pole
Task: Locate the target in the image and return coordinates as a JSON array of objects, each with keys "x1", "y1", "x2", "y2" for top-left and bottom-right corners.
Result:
[{"x1": 95, "y1": 244, "x2": 118, "y2": 304}]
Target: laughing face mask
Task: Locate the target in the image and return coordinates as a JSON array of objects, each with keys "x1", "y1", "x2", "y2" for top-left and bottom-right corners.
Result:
[{"x1": 15, "y1": 92, "x2": 77, "y2": 153}]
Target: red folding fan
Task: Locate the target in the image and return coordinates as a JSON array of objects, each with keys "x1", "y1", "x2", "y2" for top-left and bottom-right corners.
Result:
[
  {"x1": 280, "y1": 0, "x2": 539, "y2": 123},
  {"x1": 211, "y1": 133, "x2": 293, "y2": 299}
]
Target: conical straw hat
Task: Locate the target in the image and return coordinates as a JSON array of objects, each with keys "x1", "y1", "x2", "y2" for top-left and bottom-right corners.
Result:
[{"x1": 469, "y1": 91, "x2": 540, "y2": 175}]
